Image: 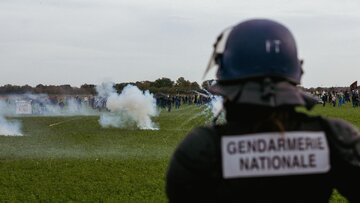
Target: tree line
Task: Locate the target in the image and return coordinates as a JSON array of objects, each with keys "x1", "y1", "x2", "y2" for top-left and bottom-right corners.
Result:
[
  {"x1": 1, "y1": 77, "x2": 350, "y2": 96},
  {"x1": 0, "y1": 77, "x2": 211, "y2": 95}
]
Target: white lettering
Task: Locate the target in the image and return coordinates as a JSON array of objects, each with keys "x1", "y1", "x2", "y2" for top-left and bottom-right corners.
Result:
[
  {"x1": 266, "y1": 40, "x2": 271, "y2": 53},
  {"x1": 265, "y1": 40, "x2": 281, "y2": 53},
  {"x1": 221, "y1": 132, "x2": 330, "y2": 178},
  {"x1": 274, "y1": 40, "x2": 281, "y2": 53}
]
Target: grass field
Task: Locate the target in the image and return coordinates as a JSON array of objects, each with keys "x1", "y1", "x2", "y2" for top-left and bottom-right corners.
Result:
[{"x1": 0, "y1": 103, "x2": 355, "y2": 202}]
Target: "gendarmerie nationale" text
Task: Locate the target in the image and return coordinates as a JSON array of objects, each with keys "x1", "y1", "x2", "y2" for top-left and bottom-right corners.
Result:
[{"x1": 226, "y1": 136, "x2": 326, "y2": 170}]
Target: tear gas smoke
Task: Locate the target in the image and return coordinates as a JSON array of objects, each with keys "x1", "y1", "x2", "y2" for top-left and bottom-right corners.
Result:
[
  {"x1": 0, "y1": 94, "x2": 98, "y2": 117},
  {"x1": 95, "y1": 82, "x2": 116, "y2": 98},
  {"x1": 209, "y1": 95, "x2": 223, "y2": 116},
  {"x1": 0, "y1": 100, "x2": 22, "y2": 136},
  {"x1": 97, "y1": 83, "x2": 159, "y2": 130},
  {"x1": 0, "y1": 93, "x2": 100, "y2": 135},
  {"x1": 206, "y1": 95, "x2": 225, "y2": 124},
  {"x1": 0, "y1": 116, "x2": 22, "y2": 136},
  {"x1": 0, "y1": 82, "x2": 159, "y2": 133},
  {"x1": 197, "y1": 87, "x2": 224, "y2": 117}
]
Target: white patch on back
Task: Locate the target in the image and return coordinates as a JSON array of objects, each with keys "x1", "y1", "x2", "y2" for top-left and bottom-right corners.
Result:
[{"x1": 221, "y1": 131, "x2": 330, "y2": 178}]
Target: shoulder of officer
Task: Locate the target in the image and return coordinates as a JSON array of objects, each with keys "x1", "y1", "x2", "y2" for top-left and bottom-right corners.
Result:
[
  {"x1": 322, "y1": 117, "x2": 360, "y2": 167},
  {"x1": 174, "y1": 126, "x2": 219, "y2": 170},
  {"x1": 324, "y1": 118, "x2": 360, "y2": 145}
]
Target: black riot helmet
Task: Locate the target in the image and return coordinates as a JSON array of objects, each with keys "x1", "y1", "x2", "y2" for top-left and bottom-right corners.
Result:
[
  {"x1": 205, "y1": 19, "x2": 316, "y2": 109},
  {"x1": 205, "y1": 19, "x2": 302, "y2": 84}
]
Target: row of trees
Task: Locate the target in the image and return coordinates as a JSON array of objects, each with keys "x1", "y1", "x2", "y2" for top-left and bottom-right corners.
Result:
[
  {"x1": 1, "y1": 76, "x2": 352, "y2": 96},
  {"x1": 0, "y1": 77, "x2": 209, "y2": 95}
]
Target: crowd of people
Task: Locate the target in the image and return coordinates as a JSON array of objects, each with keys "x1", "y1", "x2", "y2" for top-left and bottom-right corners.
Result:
[
  {"x1": 0, "y1": 92, "x2": 213, "y2": 115},
  {"x1": 317, "y1": 89, "x2": 360, "y2": 107},
  {"x1": 155, "y1": 94, "x2": 212, "y2": 112}
]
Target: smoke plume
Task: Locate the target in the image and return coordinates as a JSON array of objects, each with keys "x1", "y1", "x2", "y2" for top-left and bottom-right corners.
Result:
[
  {"x1": 0, "y1": 100, "x2": 22, "y2": 136},
  {"x1": 97, "y1": 83, "x2": 159, "y2": 130},
  {"x1": 203, "y1": 94, "x2": 225, "y2": 124},
  {"x1": 1, "y1": 94, "x2": 98, "y2": 117},
  {"x1": 0, "y1": 92, "x2": 101, "y2": 136},
  {"x1": 209, "y1": 95, "x2": 223, "y2": 116}
]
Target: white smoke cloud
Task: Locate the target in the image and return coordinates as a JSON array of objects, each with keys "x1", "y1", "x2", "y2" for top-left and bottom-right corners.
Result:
[
  {"x1": 0, "y1": 116, "x2": 22, "y2": 136},
  {"x1": 0, "y1": 92, "x2": 101, "y2": 136},
  {"x1": 2, "y1": 94, "x2": 99, "y2": 116},
  {"x1": 97, "y1": 83, "x2": 159, "y2": 130},
  {"x1": 0, "y1": 100, "x2": 22, "y2": 136},
  {"x1": 0, "y1": 82, "x2": 159, "y2": 133},
  {"x1": 200, "y1": 87, "x2": 224, "y2": 117},
  {"x1": 209, "y1": 95, "x2": 223, "y2": 116},
  {"x1": 203, "y1": 94, "x2": 225, "y2": 124},
  {"x1": 39, "y1": 97, "x2": 97, "y2": 116},
  {"x1": 95, "y1": 82, "x2": 116, "y2": 98}
]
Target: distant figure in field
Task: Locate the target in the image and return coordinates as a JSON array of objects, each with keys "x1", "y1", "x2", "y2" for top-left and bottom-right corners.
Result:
[
  {"x1": 167, "y1": 95, "x2": 172, "y2": 112},
  {"x1": 352, "y1": 90, "x2": 359, "y2": 107},
  {"x1": 331, "y1": 92, "x2": 337, "y2": 107},
  {"x1": 321, "y1": 91, "x2": 327, "y2": 107},
  {"x1": 166, "y1": 19, "x2": 360, "y2": 202},
  {"x1": 338, "y1": 91, "x2": 344, "y2": 107},
  {"x1": 344, "y1": 90, "x2": 350, "y2": 103}
]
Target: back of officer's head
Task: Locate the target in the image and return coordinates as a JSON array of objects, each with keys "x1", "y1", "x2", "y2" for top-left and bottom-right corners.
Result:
[
  {"x1": 214, "y1": 19, "x2": 302, "y2": 84},
  {"x1": 206, "y1": 19, "x2": 315, "y2": 110}
]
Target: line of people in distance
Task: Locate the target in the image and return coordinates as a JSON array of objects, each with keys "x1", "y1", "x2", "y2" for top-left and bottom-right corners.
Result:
[
  {"x1": 318, "y1": 90, "x2": 360, "y2": 107},
  {"x1": 155, "y1": 94, "x2": 211, "y2": 112}
]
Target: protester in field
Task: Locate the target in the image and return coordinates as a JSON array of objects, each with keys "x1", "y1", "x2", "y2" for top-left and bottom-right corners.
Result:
[
  {"x1": 166, "y1": 19, "x2": 360, "y2": 202},
  {"x1": 167, "y1": 95, "x2": 172, "y2": 112},
  {"x1": 338, "y1": 91, "x2": 344, "y2": 107},
  {"x1": 352, "y1": 89, "x2": 359, "y2": 107},
  {"x1": 321, "y1": 91, "x2": 327, "y2": 107},
  {"x1": 330, "y1": 92, "x2": 336, "y2": 107},
  {"x1": 345, "y1": 90, "x2": 350, "y2": 103}
]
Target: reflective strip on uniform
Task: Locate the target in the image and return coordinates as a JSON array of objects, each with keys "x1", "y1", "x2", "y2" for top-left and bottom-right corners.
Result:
[{"x1": 221, "y1": 131, "x2": 330, "y2": 178}]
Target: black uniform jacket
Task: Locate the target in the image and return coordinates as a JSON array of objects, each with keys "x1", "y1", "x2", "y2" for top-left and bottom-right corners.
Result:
[{"x1": 166, "y1": 112, "x2": 360, "y2": 203}]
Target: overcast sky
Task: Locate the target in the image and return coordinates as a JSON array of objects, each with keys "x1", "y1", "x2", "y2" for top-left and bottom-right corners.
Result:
[{"x1": 1, "y1": 0, "x2": 360, "y2": 88}]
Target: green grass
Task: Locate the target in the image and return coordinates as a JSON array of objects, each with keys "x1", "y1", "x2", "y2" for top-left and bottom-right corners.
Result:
[
  {"x1": 0, "y1": 103, "x2": 357, "y2": 202},
  {"x1": 0, "y1": 105, "x2": 209, "y2": 202}
]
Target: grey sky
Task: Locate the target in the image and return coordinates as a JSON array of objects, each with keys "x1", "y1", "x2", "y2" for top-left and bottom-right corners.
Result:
[{"x1": 1, "y1": 0, "x2": 360, "y2": 88}]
